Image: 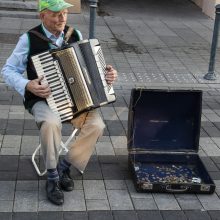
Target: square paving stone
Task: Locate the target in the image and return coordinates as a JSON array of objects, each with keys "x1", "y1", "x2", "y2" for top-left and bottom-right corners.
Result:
[
  {"x1": 175, "y1": 194, "x2": 203, "y2": 210},
  {"x1": 0, "y1": 181, "x2": 15, "y2": 200},
  {"x1": 88, "y1": 211, "x2": 113, "y2": 220},
  {"x1": 184, "y1": 210, "x2": 211, "y2": 220},
  {"x1": 38, "y1": 212, "x2": 63, "y2": 220},
  {"x1": 137, "y1": 211, "x2": 163, "y2": 220},
  {"x1": 107, "y1": 190, "x2": 133, "y2": 210},
  {"x1": 86, "y1": 199, "x2": 110, "y2": 210},
  {"x1": 0, "y1": 156, "x2": 19, "y2": 171},
  {"x1": 17, "y1": 156, "x2": 39, "y2": 180},
  {"x1": 208, "y1": 211, "x2": 220, "y2": 220},
  {"x1": 112, "y1": 211, "x2": 138, "y2": 220},
  {"x1": 0, "y1": 212, "x2": 12, "y2": 220},
  {"x1": 63, "y1": 190, "x2": 86, "y2": 211},
  {"x1": 63, "y1": 212, "x2": 88, "y2": 220},
  {"x1": 12, "y1": 212, "x2": 38, "y2": 220},
  {"x1": 161, "y1": 211, "x2": 187, "y2": 220},
  {"x1": 0, "y1": 201, "x2": 13, "y2": 212}
]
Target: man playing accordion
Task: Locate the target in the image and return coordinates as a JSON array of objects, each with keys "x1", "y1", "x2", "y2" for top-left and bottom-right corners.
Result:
[{"x1": 1, "y1": 0, "x2": 117, "y2": 205}]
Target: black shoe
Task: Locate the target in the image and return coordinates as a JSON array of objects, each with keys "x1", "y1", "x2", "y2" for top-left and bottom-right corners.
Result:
[
  {"x1": 46, "y1": 180, "x2": 64, "y2": 205},
  {"x1": 60, "y1": 169, "x2": 74, "y2": 191}
]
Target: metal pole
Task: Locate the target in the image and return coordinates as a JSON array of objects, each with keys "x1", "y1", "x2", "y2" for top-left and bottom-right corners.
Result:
[
  {"x1": 89, "y1": 0, "x2": 98, "y2": 39},
  {"x1": 204, "y1": 5, "x2": 220, "y2": 80}
]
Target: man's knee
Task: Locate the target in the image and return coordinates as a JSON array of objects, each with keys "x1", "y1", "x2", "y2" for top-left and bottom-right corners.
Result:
[
  {"x1": 92, "y1": 119, "x2": 105, "y2": 136},
  {"x1": 41, "y1": 116, "x2": 61, "y2": 131}
]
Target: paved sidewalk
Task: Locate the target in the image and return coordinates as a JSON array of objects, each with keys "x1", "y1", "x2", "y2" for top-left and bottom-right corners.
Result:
[{"x1": 1, "y1": 0, "x2": 220, "y2": 219}]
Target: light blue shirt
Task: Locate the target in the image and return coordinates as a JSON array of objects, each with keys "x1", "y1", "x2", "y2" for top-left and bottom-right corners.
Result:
[{"x1": 1, "y1": 24, "x2": 82, "y2": 97}]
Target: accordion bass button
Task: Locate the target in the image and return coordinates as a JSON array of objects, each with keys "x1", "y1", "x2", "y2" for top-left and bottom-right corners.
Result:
[{"x1": 68, "y1": 77, "x2": 75, "y2": 85}]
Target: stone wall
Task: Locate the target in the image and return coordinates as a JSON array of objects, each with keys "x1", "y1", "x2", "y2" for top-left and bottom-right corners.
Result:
[{"x1": 192, "y1": 0, "x2": 220, "y2": 19}]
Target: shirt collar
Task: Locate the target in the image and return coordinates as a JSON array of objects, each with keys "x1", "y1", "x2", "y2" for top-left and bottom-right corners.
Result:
[{"x1": 41, "y1": 23, "x2": 64, "y2": 40}]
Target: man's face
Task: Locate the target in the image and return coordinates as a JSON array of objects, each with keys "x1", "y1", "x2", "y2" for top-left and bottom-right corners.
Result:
[{"x1": 40, "y1": 9, "x2": 68, "y2": 36}]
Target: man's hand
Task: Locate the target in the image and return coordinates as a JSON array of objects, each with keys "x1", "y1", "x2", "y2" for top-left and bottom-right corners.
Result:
[
  {"x1": 105, "y1": 65, "x2": 117, "y2": 85},
  {"x1": 25, "y1": 76, "x2": 51, "y2": 98}
]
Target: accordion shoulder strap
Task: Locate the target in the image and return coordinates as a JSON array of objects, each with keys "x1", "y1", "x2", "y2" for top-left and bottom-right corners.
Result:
[
  {"x1": 63, "y1": 26, "x2": 74, "y2": 45},
  {"x1": 29, "y1": 30, "x2": 59, "y2": 48}
]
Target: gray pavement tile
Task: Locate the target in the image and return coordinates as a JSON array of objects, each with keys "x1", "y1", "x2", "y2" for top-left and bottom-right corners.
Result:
[
  {"x1": 100, "y1": 107, "x2": 118, "y2": 120},
  {"x1": 104, "y1": 180, "x2": 127, "y2": 190},
  {"x1": 86, "y1": 199, "x2": 110, "y2": 210},
  {"x1": 0, "y1": 171, "x2": 17, "y2": 181},
  {"x1": 175, "y1": 194, "x2": 203, "y2": 210},
  {"x1": 137, "y1": 210, "x2": 163, "y2": 220},
  {"x1": 110, "y1": 136, "x2": 127, "y2": 149},
  {"x1": 209, "y1": 171, "x2": 220, "y2": 180},
  {"x1": 95, "y1": 142, "x2": 115, "y2": 156},
  {"x1": 197, "y1": 193, "x2": 220, "y2": 210},
  {"x1": 0, "y1": 181, "x2": 15, "y2": 200},
  {"x1": 0, "y1": 155, "x2": 19, "y2": 171},
  {"x1": 23, "y1": 120, "x2": 38, "y2": 130},
  {"x1": 2, "y1": 135, "x2": 21, "y2": 148},
  {"x1": 211, "y1": 156, "x2": 220, "y2": 164},
  {"x1": 0, "y1": 119, "x2": 7, "y2": 130},
  {"x1": 17, "y1": 156, "x2": 39, "y2": 180},
  {"x1": 88, "y1": 211, "x2": 113, "y2": 220},
  {"x1": 38, "y1": 212, "x2": 63, "y2": 220},
  {"x1": 83, "y1": 180, "x2": 107, "y2": 200},
  {"x1": 184, "y1": 210, "x2": 211, "y2": 220},
  {"x1": 101, "y1": 163, "x2": 125, "y2": 180},
  {"x1": 112, "y1": 211, "x2": 138, "y2": 220},
  {"x1": 0, "y1": 213, "x2": 12, "y2": 220},
  {"x1": 132, "y1": 198, "x2": 158, "y2": 210},
  {"x1": 0, "y1": 147, "x2": 20, "y2": 155},
  {"x1": 153, "y1": 193, "x2": 181, "y2": 210},
  {"x1": 201, "y1": 157, "x2": 220, "y2": 172},
  {"x1": 107, "y1": 190, "x2": 133, "y2": 210},
  {"x1": 12, "y1": 212, "x2": 38, "y2": 220},
  {"x1": 13, "y1": 190, "x2": 38, "y2": 212},
  {"x1": 161, "y1": 211, "x2": 187, "y2": 220},
  {"x1": 22, "y1": 130, "x2": 39, "y2": 136},
  {"x1": 38, "y1": 200, "x2": 63, "y2": 212},
  {"x1": 63, "y1": 190, "x2": 86, "y2": 211},
  {"x1": 0, "y1": 201, "x2": 13, "y2": 212},
  {"x1": 16, "y1": 180, "x2": 38, "y2": 191},
  {"x1": 208, "y1": 211, "x2": 220, "y2": 220},
  {"x1": 63, "y1": 212, "x2": 88, "y2": 220}
]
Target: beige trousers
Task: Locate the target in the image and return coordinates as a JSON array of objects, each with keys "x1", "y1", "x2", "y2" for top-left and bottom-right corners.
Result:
[{"x1": 32, "y1": 101, "x2": 105, "y2": 172}]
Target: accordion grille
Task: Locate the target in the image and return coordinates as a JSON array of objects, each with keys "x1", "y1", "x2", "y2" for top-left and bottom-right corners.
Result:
[{"x1": 54, "y1": 48, "x2": 93, "y2": 111}]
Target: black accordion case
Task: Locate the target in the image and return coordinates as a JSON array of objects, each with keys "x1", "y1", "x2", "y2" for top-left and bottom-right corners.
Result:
[{"x1": 127, "y1": 88, "x2": 215, "y2": 194}]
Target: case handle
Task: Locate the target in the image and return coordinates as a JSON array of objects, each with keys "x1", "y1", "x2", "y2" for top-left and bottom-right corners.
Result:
[{"x1": 165, "y1": 185, "x2": 189, "y2": 192}]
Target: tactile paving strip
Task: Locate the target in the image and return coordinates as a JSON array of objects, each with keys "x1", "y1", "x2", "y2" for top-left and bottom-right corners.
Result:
[
  {"x1": 135, "y1": 72, "x2": 167, "y2": 83},
  {"x1": 164, "y1": 73, "x2": 198, "y2": 83}
]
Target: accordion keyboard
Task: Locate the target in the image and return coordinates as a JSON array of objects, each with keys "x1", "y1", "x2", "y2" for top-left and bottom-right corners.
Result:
[{"x1": 31, "y1": 51, "x2": 74, "y2": 122}]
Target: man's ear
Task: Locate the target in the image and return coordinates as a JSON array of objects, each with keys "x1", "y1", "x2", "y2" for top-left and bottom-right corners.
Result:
[{"x1": 39, "y1": 12, "x2": 44, "y2": 20}]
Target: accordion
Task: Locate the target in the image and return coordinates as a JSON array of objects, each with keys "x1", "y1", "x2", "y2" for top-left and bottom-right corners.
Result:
[{"x1": 31, "y1": 39, "x2": 116, "y2": 122}]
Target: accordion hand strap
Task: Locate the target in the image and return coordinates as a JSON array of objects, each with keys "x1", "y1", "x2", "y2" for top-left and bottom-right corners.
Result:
[{"x1": 29, "y1": 30, "x2": 59, "y2": 48}]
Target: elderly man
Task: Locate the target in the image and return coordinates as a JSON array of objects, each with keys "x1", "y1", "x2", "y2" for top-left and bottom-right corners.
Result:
[{"x1": 1, "y1": 0, "x2": 117, "y2": 205}]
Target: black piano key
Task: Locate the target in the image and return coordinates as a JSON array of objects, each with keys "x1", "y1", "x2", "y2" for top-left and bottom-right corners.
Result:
[
  {"x1": 45, "y1": 71, "x2": 57, "y2": 78},
  {"x1": 50, "y1": 84, "x2": 62, "y2": 90},
  {"x1": 54, "y1": 97, "x2": 67, "y2": 103},
  {"x1": 48, "y1": 78, "x2": 61, "y2": 85},
  {"x1": 43, "y1": 64, "x2": 55, "y2": 70},
  {"x1": 57, "y1": 102, "x2": 70, "y2": 109},
  {"x1": 38, "y1": 52, "x2": 50, "y2": 58},
  {"x1": 46, "y1": 75, "x2": 59, "y2": 81},
  {"x1": 52, "y1": 91, "x2": 64, "y2": 97}
]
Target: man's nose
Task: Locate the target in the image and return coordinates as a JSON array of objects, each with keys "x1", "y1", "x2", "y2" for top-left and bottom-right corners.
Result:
[{"x1": 59, "y1": 14, "x2": 66, "y2": 21}]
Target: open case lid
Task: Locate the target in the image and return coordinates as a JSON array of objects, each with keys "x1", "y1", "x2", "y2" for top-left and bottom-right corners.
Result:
[{"x1": 127, "y1": 89, "x2": 202, "y2": 153}]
